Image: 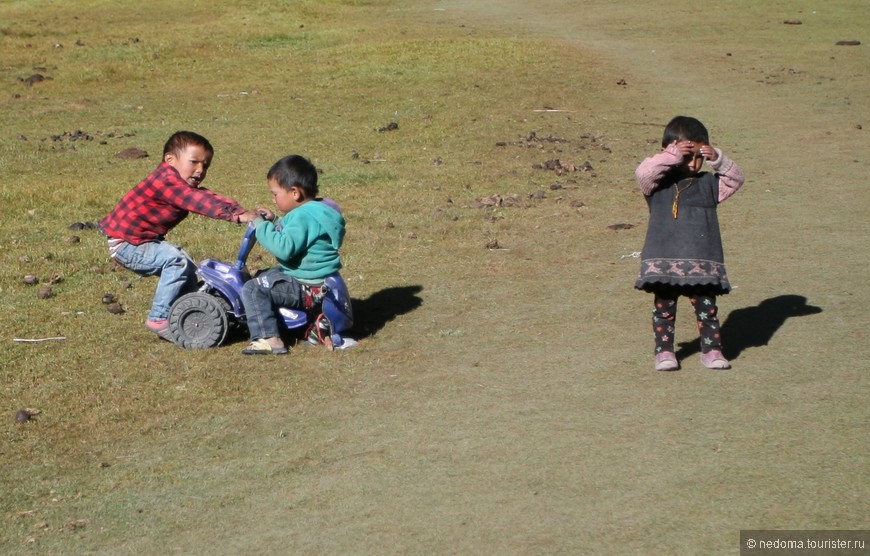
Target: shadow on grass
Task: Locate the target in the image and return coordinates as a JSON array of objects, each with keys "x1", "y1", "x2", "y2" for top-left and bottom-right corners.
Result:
[
  {"x1": 350, "y1": 284, "x2": 424, "y2": 340},
  {"x1": 676, "y1": 294, "x2": 822, "y2": 361},
  {"x1": 223, "y1": 285, "x2": 424, "y2": 346}
]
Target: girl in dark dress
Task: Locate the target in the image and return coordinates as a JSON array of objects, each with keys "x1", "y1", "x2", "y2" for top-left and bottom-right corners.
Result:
[{"x1": 635, "y1": 116, "x2": 745, "y2": 371}]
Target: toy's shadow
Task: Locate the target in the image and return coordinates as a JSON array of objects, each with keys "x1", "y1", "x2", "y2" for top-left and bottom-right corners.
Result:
[
  {"x1": 223, "y1": 285, "x2": 423, "y2": 347},
  {"x1": 676, "y1": 294, "x2": 822, "y2": 361},
  {"x1": 350, "y1": 284, "x2": 424, "y2": 340}
]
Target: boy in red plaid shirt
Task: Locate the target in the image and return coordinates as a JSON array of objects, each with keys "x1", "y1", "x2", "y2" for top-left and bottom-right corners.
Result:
[{"x1": 99, "y1": 131, "x2": 257, "y2": 340}]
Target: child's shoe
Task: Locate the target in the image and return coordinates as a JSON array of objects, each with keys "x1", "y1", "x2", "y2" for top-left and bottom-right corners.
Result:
[
  {"x1": 654, "y1": 351, "x2": 679, "y2": 371},
  {"x1": 700, "y1": 349, "x2": 731, "y2": 369},
  {"x1": 241, "y1": 338, "x2": 289, "y2": 355},
  {"x1": 145, "y1": 319, "x2": 174, "y2": 341}
]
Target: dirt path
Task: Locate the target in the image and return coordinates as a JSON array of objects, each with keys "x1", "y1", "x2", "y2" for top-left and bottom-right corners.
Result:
[{"x1": 110, "y1": 2, "x2": 867, "y2": 554}]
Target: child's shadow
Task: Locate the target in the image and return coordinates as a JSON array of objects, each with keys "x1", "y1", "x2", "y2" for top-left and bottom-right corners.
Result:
[
  {"x1": 225, "y1": 284, "x2": 423, "y2": 346},
  {"x1": 677, "y1": 294, "x2": 822, "y2": 361},
  {"x1": 350, "y1": 285, "x2": 424, "y2": 340}
]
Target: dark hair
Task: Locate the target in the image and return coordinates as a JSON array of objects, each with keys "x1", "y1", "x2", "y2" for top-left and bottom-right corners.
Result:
[
  {"x1": 267, "y1": 155, "x2": 319, "y2": 198},
  {"x1": 661, "y1": 116, "x2": 709, "y2": 147},
  {"x1": 163, "y1": 131, "x2": 214, "y2": 157}
]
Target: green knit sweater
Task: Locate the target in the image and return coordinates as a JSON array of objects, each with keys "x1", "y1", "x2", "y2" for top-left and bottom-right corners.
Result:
[{"x1": 254, "y1": 200, "x2": 345, "y2": 282}]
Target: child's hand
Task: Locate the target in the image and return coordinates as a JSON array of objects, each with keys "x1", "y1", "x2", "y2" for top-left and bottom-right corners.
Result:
[
  {"x1": 256, "y1": 208, "x2": 276, "y2": 221},
  {"x1": 236, "y1": 210, "x2": 259, "y2": 223},
  {"x1": 670, "y1": 139, "x2": 698, "y2": 158},
  {"x1": 699, "y1": 144, "x2": 718, "y2": 162}
]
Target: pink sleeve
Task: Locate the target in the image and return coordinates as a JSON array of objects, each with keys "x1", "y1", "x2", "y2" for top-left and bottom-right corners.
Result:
[
  {"x1": 635, "y1": 144, "x2": 683, "y2": 196},
  {"x1": 708, "y1": 149, "x2": 745, "y2": 202}
]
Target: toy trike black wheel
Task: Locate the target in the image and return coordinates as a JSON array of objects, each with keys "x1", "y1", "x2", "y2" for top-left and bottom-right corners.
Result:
[{"x1": 168, "y1": 292, "x2": 231, "y2": 349}]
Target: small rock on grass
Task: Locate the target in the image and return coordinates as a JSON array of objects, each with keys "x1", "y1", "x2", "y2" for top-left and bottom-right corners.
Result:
[
  {"x1": 115, "y1": 147, "x2": 148, "y2": 159},
  {"x1": 21, "y1": 74, "x2": 51, "y2": 86},
  {"x1": 15, "y1": 408, "x2": 40, "y2": 424}
]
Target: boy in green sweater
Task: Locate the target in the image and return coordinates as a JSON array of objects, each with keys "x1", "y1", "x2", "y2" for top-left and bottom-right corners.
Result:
[{"x1": 241, "y1": 155, "x2": 346, "y2": 355}]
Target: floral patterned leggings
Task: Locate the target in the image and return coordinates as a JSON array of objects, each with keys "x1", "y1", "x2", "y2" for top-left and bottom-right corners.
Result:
[{"x1": 652, "y1": 289, "x2": 723, "y2": 354}]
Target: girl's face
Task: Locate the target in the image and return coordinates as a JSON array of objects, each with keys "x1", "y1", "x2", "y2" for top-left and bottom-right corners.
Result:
[
  {"x1": 165, "y1": 144, "x2": 212, "y2": 187},
  {"x1": 676, "y1": 141, "x2": 706, "y2": 176},
  {"x1": 686, "y1": 146, "x2": 705, "y2": 174},
  {"x1": 268, "y1": 178, "x2": 303, "y2": 213}
]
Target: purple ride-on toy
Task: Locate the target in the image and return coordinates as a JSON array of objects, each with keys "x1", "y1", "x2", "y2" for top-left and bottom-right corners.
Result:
[{"x1": 166, "y1": 219, "x2": 354, "y2": 350}]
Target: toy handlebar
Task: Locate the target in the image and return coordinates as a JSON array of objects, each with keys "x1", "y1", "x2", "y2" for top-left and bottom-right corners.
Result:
[{"x1": 233, "y1": 222, "x2": 259, "y2": 270}]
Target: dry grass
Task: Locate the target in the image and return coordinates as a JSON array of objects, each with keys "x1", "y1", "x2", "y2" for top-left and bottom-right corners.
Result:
[{"x1": 1, "y1": 0, "x2": 867, "y2": 554}]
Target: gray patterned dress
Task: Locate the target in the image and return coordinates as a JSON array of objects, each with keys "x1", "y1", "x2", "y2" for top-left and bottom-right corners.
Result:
[{"x1": 635, "y1": 171, "x2": 730, "y2": 294}]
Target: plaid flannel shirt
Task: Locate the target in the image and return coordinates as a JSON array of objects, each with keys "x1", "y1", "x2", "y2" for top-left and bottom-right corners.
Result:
[{"x1": 100, "y1": 162, "x2": 245, "y2": 245}]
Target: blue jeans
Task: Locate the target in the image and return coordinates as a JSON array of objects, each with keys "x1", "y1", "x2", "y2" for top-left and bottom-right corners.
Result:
[
  {"x1": 242, "y1": 267, "x2": 304, "y2": 340},
  {"x1": 113, "y1": 240, "x2": 198, "y2": 320}
]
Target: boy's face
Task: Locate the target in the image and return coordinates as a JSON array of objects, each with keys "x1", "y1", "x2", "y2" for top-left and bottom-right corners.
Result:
[
  {"x1": 165, "y1": 144, "x2": 212, "y2": 187},
  {"x1": 268, "y1": 178, "x2": 303, "y2": 213}
]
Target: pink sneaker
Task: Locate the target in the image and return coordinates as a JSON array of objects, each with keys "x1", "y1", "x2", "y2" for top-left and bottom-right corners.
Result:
[
  {"x1": 145, "y1": 319, "x2": 174, "y2": 341},
  {"x1": 700, "y1": 349, "x2": 731, "y2": 369},
  {"x1": 654, "y1": 351, "x2": 679, "y2": 371}
]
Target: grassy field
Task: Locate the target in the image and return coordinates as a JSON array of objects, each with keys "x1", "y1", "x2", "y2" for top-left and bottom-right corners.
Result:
[{"x1": 1, "y1": 0, "x2": 867, "y2": 554}]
